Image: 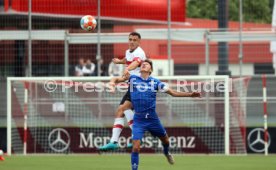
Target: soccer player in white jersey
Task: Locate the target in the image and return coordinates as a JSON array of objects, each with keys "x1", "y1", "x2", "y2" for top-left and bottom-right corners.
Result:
[
  {"x1": 99, "y1": 32, "x2": 146, "y2": 150},
  {"x1": 108, "y1": 59, "x2": 201, "y2": 169}
]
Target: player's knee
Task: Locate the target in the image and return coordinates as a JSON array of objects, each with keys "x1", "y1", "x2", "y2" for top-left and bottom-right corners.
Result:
[
  {"x1": 162, "y1": 140, "x2": 169, "y2": 146},
  {"x1": 164, "y1": 138, "x2": 170, "y2": 144},
  {"x1": 115, "y1": 105, "x2": 125, "y2": 118},
  {"x1": 132, "y1": 145, "x2": 140, "y2": 153},
  {"x1": 132, "y1": 141, "x2": 141, "y2": 152},
  {"x1": 160, "y1": 136, "x2": 170, "y2": 145},
  {"x1": 164, "y1": 140, "x2": 170, "y2": 146}
]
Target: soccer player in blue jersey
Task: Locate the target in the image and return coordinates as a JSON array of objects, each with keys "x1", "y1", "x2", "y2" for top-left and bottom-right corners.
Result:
[{"x1": 109, "y1": 59, "x2": 200, "y2": 170}]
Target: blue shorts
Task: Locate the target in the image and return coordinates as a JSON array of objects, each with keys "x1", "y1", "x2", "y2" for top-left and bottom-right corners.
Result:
[{"x1": 132, "y1": 118, "x2": 167, "y2": 140}]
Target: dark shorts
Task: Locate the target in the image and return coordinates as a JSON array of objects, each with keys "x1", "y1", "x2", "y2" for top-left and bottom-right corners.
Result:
[{"x1": 119, "y1": 88, "x2": 131, "y2": 105}]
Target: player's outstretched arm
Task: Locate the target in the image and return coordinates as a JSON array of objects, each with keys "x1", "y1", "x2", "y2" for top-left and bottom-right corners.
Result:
[
  {"x1": 122, "y1": 60, "x2": 141, "y2": 77},
  {"x1": 166, "y1": 88, "x2": 201, "y2": 97},
  {"x1": 108, "y1": 74, "x2": 130, "y2": 93},
  {"x1": 110, "y1": 76, "x2": 128, "y2": 84},
  {"x1": 113, "y1": 58, "x2": 126, "y2": 64}
]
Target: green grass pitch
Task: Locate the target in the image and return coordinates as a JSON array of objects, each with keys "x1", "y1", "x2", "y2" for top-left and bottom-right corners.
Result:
[{"x1": 0, "y1": 154, "x2": 275, "y2": 170}]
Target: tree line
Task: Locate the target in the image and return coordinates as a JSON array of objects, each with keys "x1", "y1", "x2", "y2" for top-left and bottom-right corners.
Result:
[{"x1": 187, "y1": 0, "x2": 274, "y2": 24}]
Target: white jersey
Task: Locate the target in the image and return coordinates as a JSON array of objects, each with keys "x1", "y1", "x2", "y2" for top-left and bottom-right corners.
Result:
[{"x1": 125, "y1": 46, "x2": 146, "y2": 76}]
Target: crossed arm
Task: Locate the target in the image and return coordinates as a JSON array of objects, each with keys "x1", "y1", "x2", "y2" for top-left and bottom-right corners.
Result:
[
  {"x1": 112, "y1": 58, "x2": 126, "y2": 64},
  {"x1": 112, "y1": 57, "x2": 141, "y2": 76}
]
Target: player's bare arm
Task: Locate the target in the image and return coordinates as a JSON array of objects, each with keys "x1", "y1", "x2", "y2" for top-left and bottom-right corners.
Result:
[
  {"x1": 113, "y1": 58, "x2": 126, "y2": 64},
  {"x1": 110, "y1": 76, "x2": 129, "y2": 84},
  {"x1": 123, "y1": 60, "x2": 141, "y2": 76},
  {"x1": 165, "y1": 88, "x2": 201, "y2": 97},
  {"x1": 108, "y1": 75, "x2": 130, "y2": 92}
]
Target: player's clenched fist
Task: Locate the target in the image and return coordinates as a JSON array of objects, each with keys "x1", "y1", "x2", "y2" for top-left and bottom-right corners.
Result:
[{"x1": 190, "y1": 92, "x2": 201, "y2": 97}]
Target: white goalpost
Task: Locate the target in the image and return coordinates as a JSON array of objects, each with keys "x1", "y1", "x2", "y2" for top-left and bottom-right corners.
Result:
[{"x1": 7, "y1": 76, "x2": 248, "y2": 155}]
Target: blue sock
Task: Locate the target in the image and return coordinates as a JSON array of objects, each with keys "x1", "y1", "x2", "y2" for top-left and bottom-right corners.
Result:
[
  {"x1": 162, "y1": 143, "x2": 169, "y2": 155},
  {"x1": 131, "y1": 152, "x2": 139, "y2": 170}
]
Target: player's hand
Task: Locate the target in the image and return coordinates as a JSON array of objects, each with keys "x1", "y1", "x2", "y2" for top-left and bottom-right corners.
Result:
[
  {"x1": 190, "y1": 92, "x2": 201, "y2": 97},
  {"x1": 112, "y1": 58, "x2": 121, "y2": 64},
  {"x1": 107, "y1": 82, "x2": 116, "y2": 93},
  {"x1": 122, "y1": 69, "x2": 130, "y2": 79}
]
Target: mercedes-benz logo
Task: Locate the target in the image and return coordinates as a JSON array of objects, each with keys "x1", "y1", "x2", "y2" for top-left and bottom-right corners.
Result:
[
  {"x1": 48, "y1": 128, "x2": 70, "y2": 152},
  {"x1": 247, "y1": 128, "x2": 271, "y2": 153}
]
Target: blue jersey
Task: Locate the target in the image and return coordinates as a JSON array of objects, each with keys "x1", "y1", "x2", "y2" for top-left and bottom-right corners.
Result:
[{"x1": 129, "y1": 75, "x2": 167, "y2": 120}]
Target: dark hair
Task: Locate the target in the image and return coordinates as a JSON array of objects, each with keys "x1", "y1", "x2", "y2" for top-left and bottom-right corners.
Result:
[
  {"x1": 129, "y1": 32, "x2": 141, "y2": 39},
  {"x1": 143, "y1": 59, "x2": 153, "y2": 72}
]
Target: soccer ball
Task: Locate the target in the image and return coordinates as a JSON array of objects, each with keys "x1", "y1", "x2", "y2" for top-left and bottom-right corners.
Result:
[
  {"x1": 80, "y1": 15, "x2": 97, "y2": 31},
  {"x1": 0, "y1": 150, "x2": 3, "y2": 156}
]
